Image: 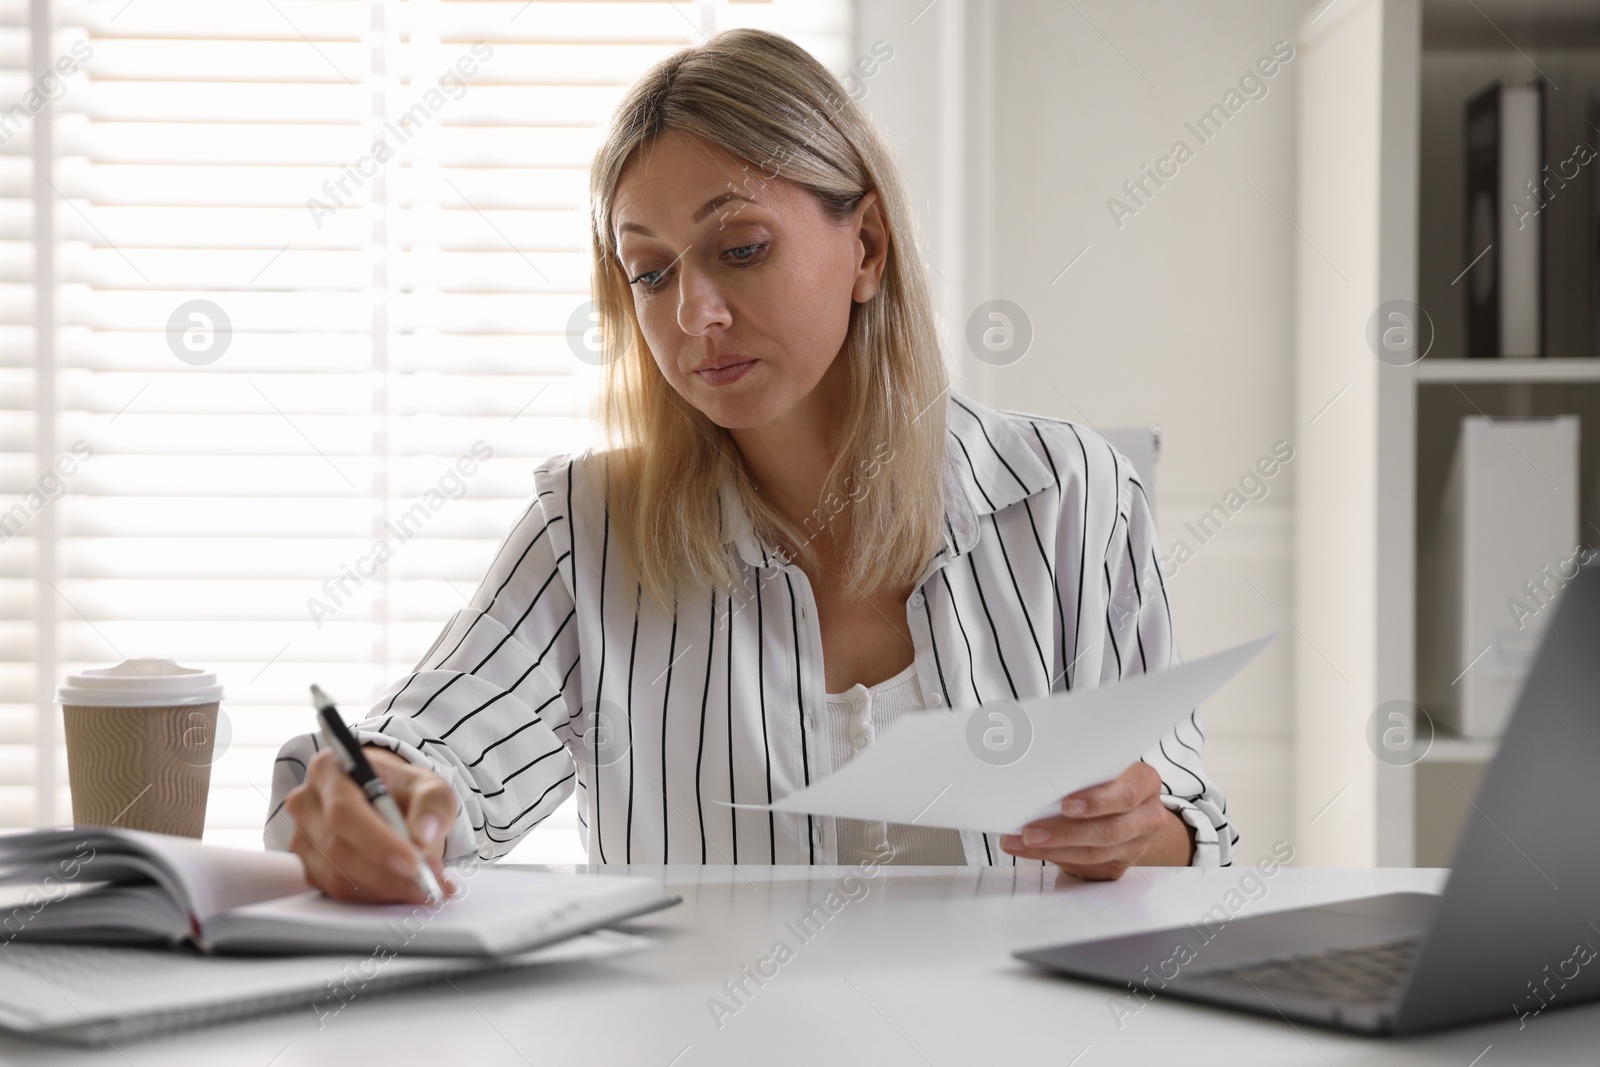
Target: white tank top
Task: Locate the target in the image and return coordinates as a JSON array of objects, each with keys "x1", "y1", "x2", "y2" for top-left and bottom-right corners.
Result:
[{"x1": 825, "y1": 661, "x2": 967, "y2": 865}]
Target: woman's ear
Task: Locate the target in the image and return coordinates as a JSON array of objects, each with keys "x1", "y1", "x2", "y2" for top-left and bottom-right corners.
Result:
[{"x1": 851, "y1": 189, "x2": 888, "y2": 303}]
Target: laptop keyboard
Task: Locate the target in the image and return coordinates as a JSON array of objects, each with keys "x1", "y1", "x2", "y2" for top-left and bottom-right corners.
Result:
[{"x1": 1202, "y1": 935, "x2": 1422, "y2": 1004}]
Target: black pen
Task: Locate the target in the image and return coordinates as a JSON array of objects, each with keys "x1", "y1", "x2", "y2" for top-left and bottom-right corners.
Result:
[{"x1": 309, "y1": 684, "x2": 445, "y2": 905}]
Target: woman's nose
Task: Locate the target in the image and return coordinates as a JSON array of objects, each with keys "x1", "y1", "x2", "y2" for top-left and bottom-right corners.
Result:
[{"x1": 675, "y1": 259, "x2": 732, "y2": 336}]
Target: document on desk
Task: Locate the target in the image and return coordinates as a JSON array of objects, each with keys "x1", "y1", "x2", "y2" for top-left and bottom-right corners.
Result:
[
  {"x1": 725, "y1": 632, "x2": 1274, "y2": 834},
  {"x1": 0, "y1": 929, "x2": 652, "y2": 1046}
]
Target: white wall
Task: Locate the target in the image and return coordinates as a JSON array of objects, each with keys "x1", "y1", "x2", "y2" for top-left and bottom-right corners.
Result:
[{"x1": 857, "y1": 0, "x2": 1321, "y2": 864}]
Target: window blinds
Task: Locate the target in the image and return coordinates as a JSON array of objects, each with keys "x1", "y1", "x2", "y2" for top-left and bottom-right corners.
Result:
[
  {"x1": 0, "y1": 0, "x2": 43, "y2": 832},
  {"x1": 11, "y1": 0, "x2": 851, "y2": 857}
]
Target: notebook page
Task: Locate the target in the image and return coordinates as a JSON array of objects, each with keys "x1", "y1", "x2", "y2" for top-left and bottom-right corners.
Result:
[
  {"x1": 0, "y1": 829, "x2": 309, "y2": 929},
  {"x1": 210, "y1": 866, "x2": 671, "y2": 955},
  {"x1": 112, "y1": 830, "x2": 311, "y2": 922}
]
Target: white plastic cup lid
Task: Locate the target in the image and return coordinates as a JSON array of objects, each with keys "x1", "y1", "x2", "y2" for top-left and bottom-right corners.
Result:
[{"x1": 55, "y1": 658, "x2": 224, "y2": 708}]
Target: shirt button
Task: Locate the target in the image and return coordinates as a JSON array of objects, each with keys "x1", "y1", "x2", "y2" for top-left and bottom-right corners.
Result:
[
  {"x1": 908, "y1": 592, "x2": 925, "y2": 609},
  {"x1": 929, "y1": 692, "x2": 943, "y2": 706},
  {"x1": 852, "y1": 733, "x2": 869, "y2": 749}
]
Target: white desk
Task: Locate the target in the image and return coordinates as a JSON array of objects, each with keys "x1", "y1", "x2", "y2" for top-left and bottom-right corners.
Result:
[{"x1": 4, "y1": 864, "x2": 1593, "y2": 1065}]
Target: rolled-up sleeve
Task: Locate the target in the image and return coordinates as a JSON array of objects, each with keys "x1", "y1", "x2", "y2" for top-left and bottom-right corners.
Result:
[
  {"x1": 265, "y1": 461, "x2": 584, "y2": 863},
  {"x1": 1101, "y1": 464, "x2": 1238, "y2": 868}
]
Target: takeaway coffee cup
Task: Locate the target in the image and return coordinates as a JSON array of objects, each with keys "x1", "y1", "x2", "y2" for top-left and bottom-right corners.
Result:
[{"x1": 55, "y1": 659, "x2": 225, "y2": 838}]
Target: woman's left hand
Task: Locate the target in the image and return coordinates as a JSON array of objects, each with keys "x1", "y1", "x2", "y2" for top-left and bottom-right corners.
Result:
[{"x1": 998, "y1": 761, "x2": 1194, "y2": 879}]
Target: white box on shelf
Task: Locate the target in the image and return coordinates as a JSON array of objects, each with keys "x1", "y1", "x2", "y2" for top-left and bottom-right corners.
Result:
[{"x1": 1432, "y1": 415, "x2": 1578, "y2": 738}]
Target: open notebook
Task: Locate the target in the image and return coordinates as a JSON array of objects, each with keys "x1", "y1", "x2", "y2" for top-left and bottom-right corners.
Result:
[{"x1": 0, "y1": 828, "x2": 678, "y2": 957}]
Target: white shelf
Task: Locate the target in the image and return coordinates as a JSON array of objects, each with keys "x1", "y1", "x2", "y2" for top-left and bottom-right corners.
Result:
[
  {"x1": 1422, "y1": 732, "x2": 1498, "y2": 763},
  {"x1": 1415, "y1": 359, "x2": 1600, "y2": 384},
  {"x1": 1421, "y1": 0, "x2": 1600, "y2": 47},
  {"x1": 1293, "y1": 0, "x2": 1600, "y2": 867}
]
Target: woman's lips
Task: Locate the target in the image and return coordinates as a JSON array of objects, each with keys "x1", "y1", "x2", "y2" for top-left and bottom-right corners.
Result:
[{"x1": 694, "y1": 360, "x2": 756, "y2": 386}]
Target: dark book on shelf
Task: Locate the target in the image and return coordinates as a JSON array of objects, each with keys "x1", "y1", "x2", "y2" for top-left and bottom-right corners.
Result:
[{"x1": 1464, "y1": 80, "x2": 1544, "y2": 358}]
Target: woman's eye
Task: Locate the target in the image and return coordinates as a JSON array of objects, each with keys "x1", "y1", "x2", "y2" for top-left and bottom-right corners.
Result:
[{"x1": 628, "y1": 242, "x2": 768, "y2": 294}]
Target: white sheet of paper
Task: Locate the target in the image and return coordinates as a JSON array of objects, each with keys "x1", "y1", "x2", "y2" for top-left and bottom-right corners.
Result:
[{"x1": 720, "y1": 632, "x2": 1274, "y2": 834}]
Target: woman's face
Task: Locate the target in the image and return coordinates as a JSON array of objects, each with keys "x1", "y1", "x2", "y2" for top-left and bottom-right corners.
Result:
[{"x1": 611, "y1": 129, "x2": 883, "y2": 431}]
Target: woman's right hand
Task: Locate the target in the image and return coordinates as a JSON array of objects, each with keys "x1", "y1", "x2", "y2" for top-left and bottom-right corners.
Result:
[{"x1": 283, "y1": 745, "x2": 461, "y2": 904}]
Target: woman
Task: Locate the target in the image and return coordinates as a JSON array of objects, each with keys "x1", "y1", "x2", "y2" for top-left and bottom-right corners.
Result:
[{"x1": 266, "y1": 29, "x2": 1234, "y2": 903}]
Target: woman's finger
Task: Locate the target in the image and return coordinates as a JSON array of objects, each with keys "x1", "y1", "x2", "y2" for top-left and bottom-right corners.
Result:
[
  {"x1": 396, "y1": 775, "x2": 461, "y2": 863},
  {"x1": 283, "y1": 803, "x2": 361, "y2": 898},
  {"x1": 1006, "y1": 807, "x2": 1151, "y2": 851},
  {"x1": 289, "y1": 751, "x2": 437, "y2": 903},
  {"x1": 362, "y1": 746, "x2": 460, "y2": 867},
  {"x1": 1000, "y1": 831, "x2": 1154, "y2": 865},
  {"x1": 1060, "y1": 760, "x2": 1162, "y2": 818},
  {"x1": 291, "y1": 800, "x2": 431, "y2": 904},
  {"x1": 1056, "y1": 857, "x2": 1132, "y2": 882},
  {"x1": 1035, "y1": 842, "x2": 1136, "y2": 867},
  {"x1": 1004, "y1": 833, "x2": 1155, "y2": 869}
]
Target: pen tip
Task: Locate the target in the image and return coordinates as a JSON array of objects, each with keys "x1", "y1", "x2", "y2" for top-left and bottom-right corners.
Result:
[{"x1": 309, "y1": 684, "x2": 334, "y2": 713}]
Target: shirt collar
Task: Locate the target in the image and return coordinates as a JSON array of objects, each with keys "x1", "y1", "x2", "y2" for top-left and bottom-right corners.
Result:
[
  {"x1": 718, "y1": 386, "x2": 1056, "y2": 573},
  {"x1": 717, "y1": 473, "x2": 770, "y2": 571}
]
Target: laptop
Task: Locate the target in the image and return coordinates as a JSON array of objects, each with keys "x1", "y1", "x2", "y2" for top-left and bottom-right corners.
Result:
[{"x1": 1014, "y1": 561, "x2": 1600, "y2": 1035}]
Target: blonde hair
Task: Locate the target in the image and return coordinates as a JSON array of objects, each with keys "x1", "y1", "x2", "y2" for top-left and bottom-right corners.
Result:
[{"x1": 585, "y1": 28, "x2": 947, "y2": 615}]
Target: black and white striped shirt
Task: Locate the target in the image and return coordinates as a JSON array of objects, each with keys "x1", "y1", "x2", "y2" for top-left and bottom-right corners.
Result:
[{"x1": 265, "y1": 387, "x2": 1237, "y2": 867}]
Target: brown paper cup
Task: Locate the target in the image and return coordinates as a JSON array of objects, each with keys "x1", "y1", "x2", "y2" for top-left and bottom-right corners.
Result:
[
  {"x1": 55, "y1": 658, "x2": 225, "y2": 839},
  {"x1": 61, "y1": 702, "x2": 220, "y2": 838}
]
